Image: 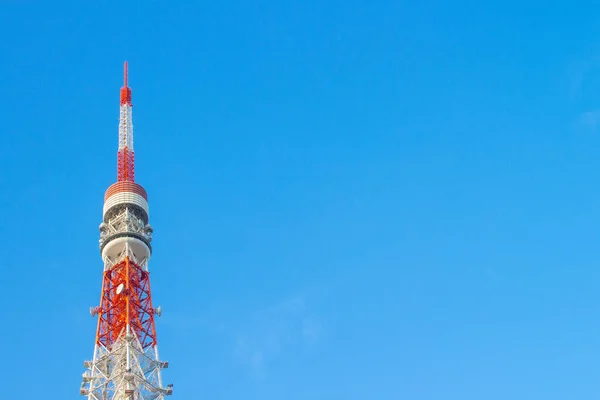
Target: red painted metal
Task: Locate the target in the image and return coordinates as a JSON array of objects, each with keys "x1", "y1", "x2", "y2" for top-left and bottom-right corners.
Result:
[
  {"x1": 104, "y1": 181, "x2": 148, "y2": 201},
  {"x1": 117, "y1": 147, "x2": 135, "y2": 182},
  {"x1": 95, "y1": 256, "x2": 158, "y2": 349}
]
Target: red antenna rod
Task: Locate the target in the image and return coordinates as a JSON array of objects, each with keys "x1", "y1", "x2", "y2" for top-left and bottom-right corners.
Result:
[{"x1": 120, "y1": 61, "x2": 132, "y2": 106}]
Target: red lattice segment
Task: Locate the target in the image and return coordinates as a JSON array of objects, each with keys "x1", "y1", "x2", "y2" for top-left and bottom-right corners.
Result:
[
  {"x1": 95, "y1": 256, "x2": 158, "y2": 349},
  {"x1": 117, "y1": 147, "x2": 135, "y2": 182}
]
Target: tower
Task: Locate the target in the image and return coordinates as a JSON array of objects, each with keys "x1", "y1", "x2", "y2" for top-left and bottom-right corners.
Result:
[{"x1": 80, "y1": 62, "x2": 173, "y2": 400}]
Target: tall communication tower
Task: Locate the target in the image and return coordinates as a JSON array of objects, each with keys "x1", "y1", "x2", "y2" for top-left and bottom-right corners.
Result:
[{"x1": 80, "y1": 62, "x2": 173, "y2": 400}]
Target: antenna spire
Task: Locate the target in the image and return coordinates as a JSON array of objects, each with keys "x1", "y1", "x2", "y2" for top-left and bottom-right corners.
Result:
[
  {"x1": 117, "y1": 61, "x2": 134, "y2": 181},
  {"x1": 120, "y1": 61, "x2": 132, "y2": 106}
]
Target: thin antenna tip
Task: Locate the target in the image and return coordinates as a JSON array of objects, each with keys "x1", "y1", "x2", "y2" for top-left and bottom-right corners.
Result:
[
  {"x1": 123, "y1": 61, "x2": 129, "y2": 87},
  {"x1": 120, "y1": 61, "x2": 132, "y2": 105}
]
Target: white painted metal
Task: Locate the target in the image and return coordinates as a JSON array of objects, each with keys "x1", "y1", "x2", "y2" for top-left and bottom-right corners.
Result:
[
  {"x1": 103, "y1": 192, "x2": 149, "y2": 218},
  {"x1": 118, "y1": 104, "x2": 134, "y2": 151},
  {"x1": 102, "y1": 236, "x2": 151, "y2": 263}
]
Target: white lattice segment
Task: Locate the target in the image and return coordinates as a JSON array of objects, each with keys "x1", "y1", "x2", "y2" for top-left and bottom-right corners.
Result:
[
  {"x1": 119, "y1": 105, "x2": 134, "y2": 151},
  {"x1": 81, "y1": 328, "x2": 171, "y2": 400}
]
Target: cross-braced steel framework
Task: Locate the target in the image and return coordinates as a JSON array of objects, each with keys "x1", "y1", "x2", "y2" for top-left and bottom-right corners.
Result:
[{"x1": 82, "y1": 245, "x2": 171, "y2": 400}]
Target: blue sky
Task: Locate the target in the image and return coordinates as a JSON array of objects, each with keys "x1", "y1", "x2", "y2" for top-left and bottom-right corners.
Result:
[{"x1": 2, "y1": 1, "x2": 600, "y2": 398}]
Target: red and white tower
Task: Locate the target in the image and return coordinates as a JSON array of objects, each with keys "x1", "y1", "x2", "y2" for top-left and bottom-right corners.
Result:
[{"x1": 81, "y1": 62, "x2": 173, "y2": 400}]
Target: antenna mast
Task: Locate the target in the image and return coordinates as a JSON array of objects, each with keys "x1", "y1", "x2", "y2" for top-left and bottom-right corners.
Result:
[{"x1": 118, "y1": 61, "x2": 135, "y2": 182}]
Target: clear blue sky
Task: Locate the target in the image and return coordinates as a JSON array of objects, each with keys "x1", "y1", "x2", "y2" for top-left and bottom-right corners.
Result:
[{"x1": 2, "y1": 1, "x2": 600, "y2": 398}]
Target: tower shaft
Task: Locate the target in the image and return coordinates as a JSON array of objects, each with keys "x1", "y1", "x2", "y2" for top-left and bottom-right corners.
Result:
[{"x1": 81, "y1": 63, "x2": 172, "y2": 400}]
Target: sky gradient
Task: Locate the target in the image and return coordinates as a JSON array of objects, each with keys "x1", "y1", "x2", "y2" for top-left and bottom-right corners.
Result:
[{"x1": 2, "y1": 1, "x2": 600, "y2": 399}]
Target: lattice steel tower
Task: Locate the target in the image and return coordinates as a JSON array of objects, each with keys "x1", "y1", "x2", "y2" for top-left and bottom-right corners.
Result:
[{"x1": 80, "y1": 62, "x2": 173, "y2": 400}]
